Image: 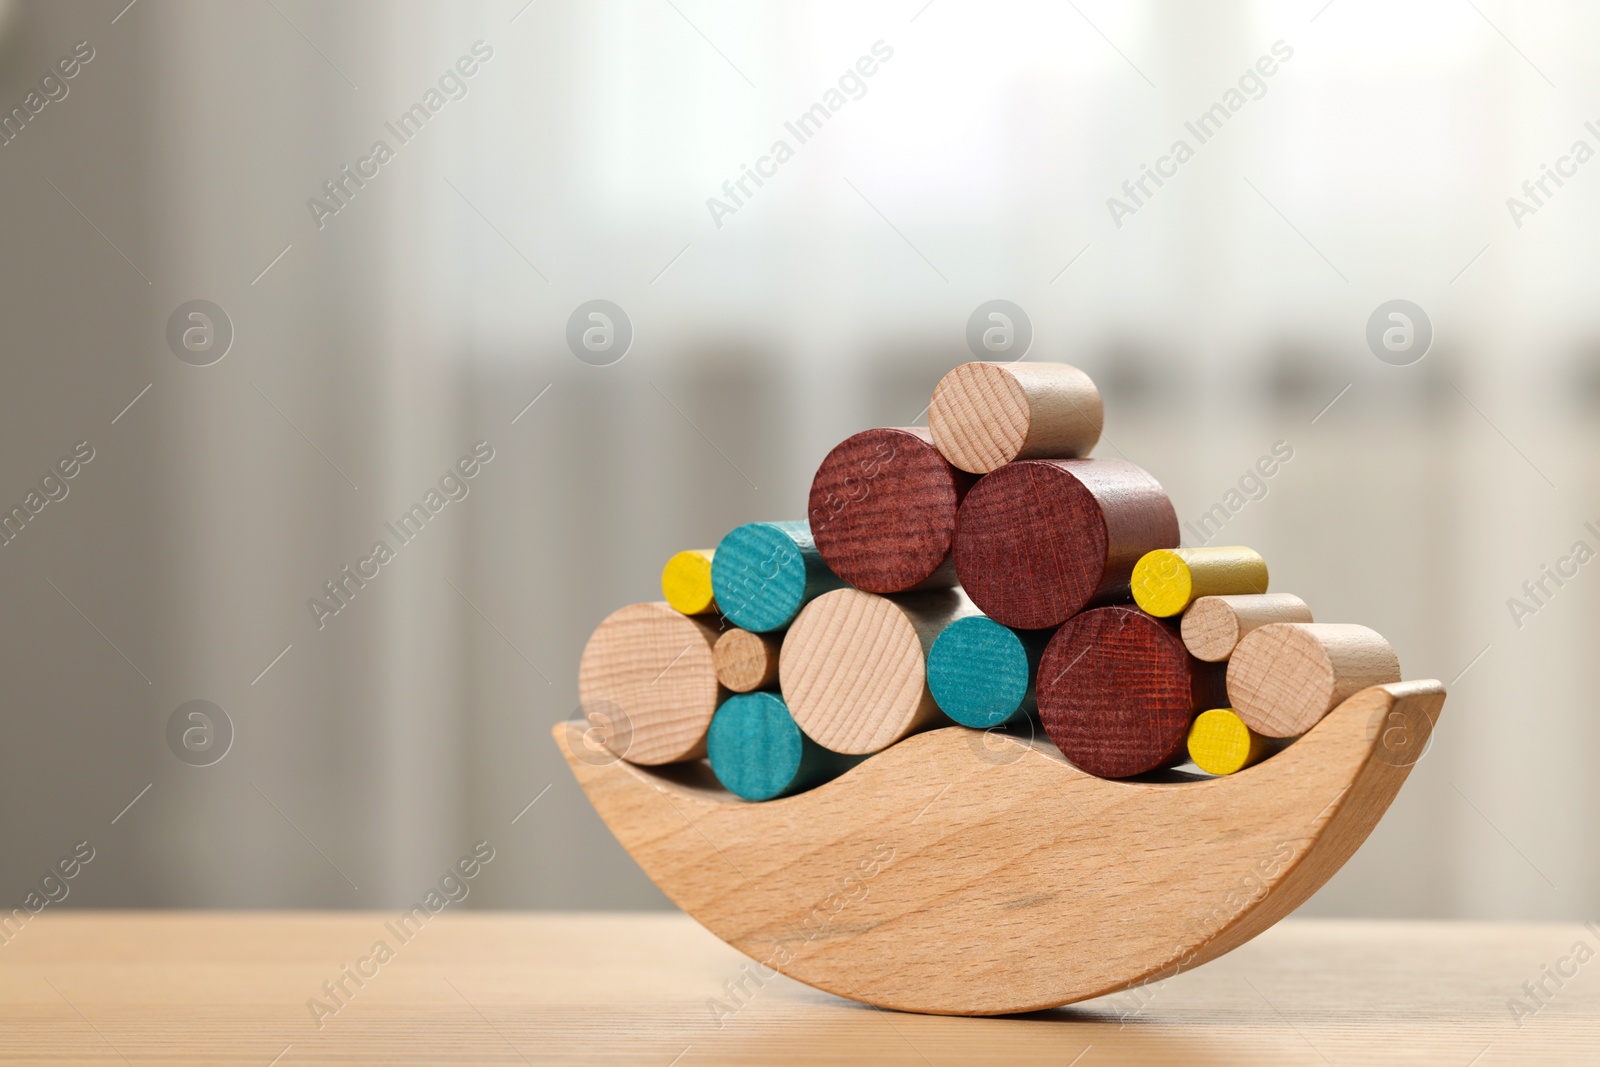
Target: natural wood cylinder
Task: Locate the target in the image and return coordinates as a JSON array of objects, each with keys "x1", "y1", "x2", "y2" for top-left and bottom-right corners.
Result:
[
  {"x1": 808, "y1": 427, "x2": 973, "y2": 593},
  {"x1": 710, "y1": 521, "x2": 844, "y2": 633},
  {"x1": 1186, "y1": 708, "x2": 1274, "y2": 776},
  {"x1": 925, "y1": 615, "x2": 1048, "y2": 728},
  {"x1": 1227, "y1": 623, "x2": 1401, "y2": 738},
  {"x1": 1131, "y1": 546, "x2": 1268, "y2": 618},
  {"x1": 577, "y1": 602, "x2": 723, "y2": 765},
  {"x1": 781, "y1": 587, "x2": 977, "y2": 755},
  {"x1": 928, "y1": 361, "x2": 1103, "y2": 474},
  {"x1": 953, "y1": 458, "x2": 1179, "y2": 630},
  {"x1": 660, "y1": 548, "x2": 717, "y2": 615},
  {"x1": 1037, "y1": 606, "x2": 1226, "y2": 779},
  {"x1": 706, "y1": 691, "x2": 864, "y2": 801},
  {"x1": 1181, "y1": 593, "x2": 1314, "y2": 662},
  {"x1": 712, "y1": 628, "x2": 781, "y2": 693}
]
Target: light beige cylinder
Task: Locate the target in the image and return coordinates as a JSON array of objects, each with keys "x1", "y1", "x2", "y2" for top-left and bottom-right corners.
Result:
[
  {"x1": 1181, "y1": 593, "x2": 1314, "y2": 662},
  {"x1": 1227, "y1": 623, "x2": 1400, "y2": 738},
  {"x1": 713, "y1": 628, "x2": 781, "y2": 693},
  {"x1": 781, "y1": 587, "x2": 976, "y2": 754},
  {"x1": 927, "y1": 361, "x2": 1103, "y2": 474},
  {"x1": 577, "y1": 602, "x2": 723, "y2": 765}
]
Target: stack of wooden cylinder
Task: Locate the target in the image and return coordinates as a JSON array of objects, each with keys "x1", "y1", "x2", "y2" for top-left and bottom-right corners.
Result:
[{"x1": 579, "y1": 361, "x2": 1402, "y2": 800}]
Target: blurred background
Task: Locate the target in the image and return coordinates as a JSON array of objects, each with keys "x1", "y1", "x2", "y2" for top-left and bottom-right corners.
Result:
[{"x1": 0, "y1": 0, "x2": 1594, "y2": 922}]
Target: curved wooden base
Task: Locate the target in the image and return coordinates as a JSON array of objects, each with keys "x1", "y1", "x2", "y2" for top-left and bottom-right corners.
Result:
[{"x1": 554, "y1": 679, "x2": 1444, "y2": 1016}]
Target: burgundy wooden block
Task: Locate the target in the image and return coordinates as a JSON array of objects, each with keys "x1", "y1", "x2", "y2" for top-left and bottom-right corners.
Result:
[
  {"x1": 953, "y1": 458, "x2": 1178, "y2": 630},
  {"x1": 809, "y1": 427, "x2": 975, "y2": 594},
  {"x1": 1037, "y1": 605, "x2": 1227, "y2": 779}
]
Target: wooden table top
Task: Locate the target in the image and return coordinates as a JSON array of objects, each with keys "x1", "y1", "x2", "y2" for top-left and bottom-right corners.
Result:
[{"x1": 1, "y1": 912, "x2": 1595, "y2": 1064}]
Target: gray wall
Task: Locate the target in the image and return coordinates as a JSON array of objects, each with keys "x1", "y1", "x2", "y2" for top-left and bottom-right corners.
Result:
[{"x1": 0, "y1": 0, "x2": 1595, "y2": 923}]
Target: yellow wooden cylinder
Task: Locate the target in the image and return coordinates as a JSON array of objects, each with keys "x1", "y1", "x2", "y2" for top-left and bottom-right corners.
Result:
[
  {"x1": 1186, "y1": 708, "x2": 1271, "y2": 776},
  {"x1": 1132, "y1": 546, "x2": 1268, "y2": 618},
  {"x1": 661, "y1": 549, "x2": 717, "y2": 616}
]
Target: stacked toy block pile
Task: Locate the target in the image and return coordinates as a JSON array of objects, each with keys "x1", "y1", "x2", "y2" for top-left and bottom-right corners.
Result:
[{"x1": 580, "y1": 362, "x2": 1400, "y2": 799}]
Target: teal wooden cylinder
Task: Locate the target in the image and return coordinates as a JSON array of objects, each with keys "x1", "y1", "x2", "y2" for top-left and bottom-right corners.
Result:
[
  {"x1": 926, "y1": 615, "x2": 1049, "y2": 729},
  {"x1": 707, "y1": 691, "x2": 861, "y2": 801},
  {"x1": 710, "y1": 521, "x2": 844, "y2": 633}
]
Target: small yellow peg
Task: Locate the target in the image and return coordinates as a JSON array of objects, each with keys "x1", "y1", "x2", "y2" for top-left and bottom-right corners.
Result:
[
  {"x1": 1187, "y1": 708, "x2": 1272, "y2": 776},
  {"x1": 1132, "y1": 546, "x2": 1268, "y2": 618},
  {"x1": 661, "y1": 549, "x2": 717, "y2": 615}
]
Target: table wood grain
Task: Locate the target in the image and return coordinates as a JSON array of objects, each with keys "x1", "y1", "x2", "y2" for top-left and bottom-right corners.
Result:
[{"x1": 1, "y1": 913, "x2": 1595, "y2": 1065}]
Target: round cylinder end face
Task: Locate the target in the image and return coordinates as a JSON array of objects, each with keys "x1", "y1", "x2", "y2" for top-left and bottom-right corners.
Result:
[
  {"x1": 712, "y1": 523, "x2": 807, "y2": 632},
  {"x1": 707, "y1": 691, "x2": 803, "y2": 801},
  {"x1": 576, "y1": 603, "x2": 719, "y2": 765},
  {"x1": 712, "y1": 629, "x2": 772, "y2": 693},
  {"x1": 1187, "y1": 708, "x2": 1254, "y2": 775},
  {"x1": 928, "y1": 362, "x2": 1031, "y2": 474},
  {"x1": 954, "y1": 461, "x2": 1108, "y2": 629},
  {"x1": 927, "y1": 616, "x2": 1030, "y2": 728},
  {"x1": 1131, "y1": 549, "x2": 1192, "y2": 617},
  {"x1": 781, "y1": 589, "x2": 926, "y2": 754},
  {"x1": 1179, "y1": 597, "x2": 1240, "y2": 662},
  {"x1": 1226, "y1": 624, "x2": 1334, "y2": 738},
  {"x1": 1037, "y1": 606, "x2": 1194, "y2": 778},
  {"x1": 810, "y1": 428, "x2": 962, "y2": 593},
  {"x1": 661, "y1": 550, "x2": 716, "y2": 615},
  {"x1": 1228, "y1": 622, "x2": 1396, "y2": 738}
]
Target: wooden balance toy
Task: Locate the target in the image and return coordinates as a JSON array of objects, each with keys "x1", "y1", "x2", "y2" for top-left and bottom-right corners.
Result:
[{"x1": 560, "y1": 360, "x2": 1444, "y2": 1016}]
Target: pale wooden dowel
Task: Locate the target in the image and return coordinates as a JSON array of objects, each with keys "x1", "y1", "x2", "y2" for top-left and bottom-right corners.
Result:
[
  {"x1": 927, "y1": 361, "x2": 1103, "y2": 474},
  {"x1": 713, "y1": 628, "x2": 781, "y2": 693},
  {"x1": 577, "y1": 602, "x2": 723, "y2": 765},
  {"x1": 780, "y1": 587, "x2": 978, "y2": 755},
  {"x1": 1227, "y1": 623, "x2": 1401, "y2": 738},
  {"x1": 1181, "y1": 593, "x2": 1314, "y2": 662}
]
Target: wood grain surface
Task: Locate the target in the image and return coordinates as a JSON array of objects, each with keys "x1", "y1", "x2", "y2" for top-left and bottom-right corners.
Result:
[
  {"x1": 6, "y1": 911, "x2": 1593, "y2": 1065},
  {"x1": 1131, "y1": 546, "x2": 1269, "y2": 618},
  {"x1": 712, "y1": 628, "x2": 781, "y2": 693},
  {"x1": 1037, "y1": 605, "x2": 1227, "y2": 778},
  {"x1": 711, "y1": 521, "x2": 844, "y2": 633},
  {"x1": 707, "y1": 690, "x2": 863, "y2": 800},
  {"x1": 1228, "y1": 623, "x2": 1402, "y2": 738},
  {"x1": 660, "y1": 548, "x2": 717, "y2": 615},
  {"x1": 808, "y1": 426, "x2": 972, "y2": 593},
  {"x1": 1187, "y1": 707, "x2": 1273, "y2": 776},
  {"x1": 780, "y1": 587, "x2": 978, "y2": 754},
  {"x1": 954, "y1": 458, "x2": 1179, "y2": 629},
  {"x1": 577, "y1": 602, "x2": 723, "y2": 765},
  {"x1": 556, "y1": 680, "x2": 1447, "y2": 1016},
  {"x1": 1181, "y1": 593, "x2": 1314, "y2": 662},
  {"x1": 925, "y1": 615, "x2": 1048, "y2": 728},
  {"x1": 927, "y1": 361, "x2": 1104, "y2": 473}
]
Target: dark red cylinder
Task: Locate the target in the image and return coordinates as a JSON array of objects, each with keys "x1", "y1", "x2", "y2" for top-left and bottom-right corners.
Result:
[
  {"x1": 953, "y1": 458, "x2": 1178, "y2": 629},
  {"x1": 809, "y1": 427, "x2": 973, "y2": 594},
  {"x1": 1038, "y1": 605, "x2": 1226, "y2": 779}
]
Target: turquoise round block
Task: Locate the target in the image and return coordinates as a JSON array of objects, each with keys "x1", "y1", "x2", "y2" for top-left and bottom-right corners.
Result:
[
  {"x1": 711, "y1": 521, "x2": 842, "y2": 633},
  {"x1": 708, "y1": 692, "x2": 858, "y2": 801},
  {"x1": 926, "y1": 615, "x2": 1041, "y2": 728}
]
